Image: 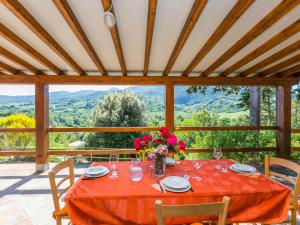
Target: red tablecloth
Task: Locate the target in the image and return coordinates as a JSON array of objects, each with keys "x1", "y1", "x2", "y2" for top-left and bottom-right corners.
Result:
[{"x1": 65, "y1": 160, "x2": 291, "y2": 225}]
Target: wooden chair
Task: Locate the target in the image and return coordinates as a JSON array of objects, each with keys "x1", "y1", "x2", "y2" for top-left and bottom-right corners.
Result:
[
  {"x1": 155, "y1": 196, "x2": 230, "y2": 225},
  {"x1": 48, "y1": 158, "x2": 74, "y2": 225},
  {"x1": 265, "y1": 155, "x2": 300, "y2": 225}
]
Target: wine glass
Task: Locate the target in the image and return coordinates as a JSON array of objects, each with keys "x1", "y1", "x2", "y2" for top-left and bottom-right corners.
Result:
[
  {"x1": 109, "y1": 154, "x2": 119, "y2": 179},
  {"x1": 213, "y1": 148, "x2": 222, "y2": 169},
  {"x1": 192, "y1": 161, "x2": 202, "y2": 181}
]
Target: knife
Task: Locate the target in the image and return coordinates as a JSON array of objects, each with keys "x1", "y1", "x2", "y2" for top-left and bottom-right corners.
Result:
[
  {"x1": 190, "y1": 185, "x2": 194, "y2": 192},
  {"x1": 156, "y1": 180, "x2": 164, "y2": 193},
  {"x1": 81, "y1": 177, "x2": 97, "y2": 180}
]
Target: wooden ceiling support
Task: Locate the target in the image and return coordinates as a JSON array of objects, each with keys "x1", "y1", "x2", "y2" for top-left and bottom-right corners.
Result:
[
  {"x1": 163, "y1": 0, "x2": 208, "y2": 76},
  {"x1": 143, "y1": 0, "x2": 157, "y2": 76},
  {"x1": 240, "y1": 40, "x2": 300, "y2": 77},
  {"x1": 182, "y1": 0, "x2": 254, "y2": 76},
  {"x1": 2, "y1": 0, "x2": 85, "y2": 75},
  {"x1": 0, "y1": 23, "x2": 63, "y2": 75},
  {"x1": 278, "y1": 64, "x2": 300, "y2": 77},
  {"x1": 101, "y1": 0, "x2": 127, "y2": 76},
  {"x1": 53, "y1": 0, "x2": 107, "y2": 75},
  {"x1": 0, "y1": 60, "x2": 25, "y2": 75},
  {"x1": 202, "y1": 0, "x2": 300, "y2": 77},
  {"x1": 259, "y1": 54, "x2": 300, "y2": 77},
  {"x1": 0, "y1": 46, "x2": 41, "y2": 74},
  {"x1": 221, "y1": 19, "x2": 300, "y2": 77}
]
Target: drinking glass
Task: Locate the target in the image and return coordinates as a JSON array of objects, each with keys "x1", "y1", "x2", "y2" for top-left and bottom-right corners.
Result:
[
  {"x1": 182, "y1": 166, "x2": 190, "y2": 180},
  {"x1": 130, "y1": 158, "x2": 143, "y2": 182},
  {"x1": 192, "y1": 160, "x2": 202, "y2": 181},
  {"x1": 219, "y1": 161, "x2": 228, "y2": 173},
  {"x1": 109, "y1": 154, "x2": 119, "y2": 179},
  {"x1": 213, "y1": 148, "x2": 223, "y2": 169}
]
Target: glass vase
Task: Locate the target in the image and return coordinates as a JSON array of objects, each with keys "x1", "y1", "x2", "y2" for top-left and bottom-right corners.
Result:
[{"x1": 153, "y1": 154, "x2": 166, "y2": 177}]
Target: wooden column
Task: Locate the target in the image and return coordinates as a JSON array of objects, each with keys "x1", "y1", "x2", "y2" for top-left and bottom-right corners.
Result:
[
  {"x1": 165, "y1": 82, "x2": 175, "y2": 133},
  {"x1": 276, "y1": 84, "x2": 291, "y2": 159},
  {"x1": 35, "y1": 83, "x2": 49, "y2": 172},
  {"x1": 249, "y1": 86, "x2": 261, "y2": 126}
]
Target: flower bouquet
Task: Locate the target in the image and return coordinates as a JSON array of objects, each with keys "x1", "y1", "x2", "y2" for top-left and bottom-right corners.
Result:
[{"x1": 133, "y1": 127, "x2": 186, "y2": 177}]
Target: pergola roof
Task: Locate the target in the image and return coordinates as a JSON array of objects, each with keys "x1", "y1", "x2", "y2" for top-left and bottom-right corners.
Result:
[{"x1": 0, "y1": 0, "x2": 300, "y2": 82}]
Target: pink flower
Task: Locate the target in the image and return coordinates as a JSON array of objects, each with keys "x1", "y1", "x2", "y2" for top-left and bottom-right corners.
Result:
[
  {"x1": 160, "y1": 127, "x2": 170, "y2": 138},
  {"x1": 153, "y1": 138, "x2": 162, "y2": 143},
  {"x1": 142, "y1": 135, "x2": 152, "y2": 143},
  {"x1": 178, "y1": 141, "x2": 186, "y2": 151},
  {"x1": 167, "y1": 135, "x2": 177, "y2": 145},
  {"x1": 133, "y1": 138, "x2": 141, "y2": 150}
]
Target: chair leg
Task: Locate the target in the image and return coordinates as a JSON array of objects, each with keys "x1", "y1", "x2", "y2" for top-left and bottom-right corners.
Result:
[
  {"x1": 56, "y1": 216, "x2": 62, "y2": 225},
  {"x1": 291, "y1": 208, "x2": 297, "y2": 225}
]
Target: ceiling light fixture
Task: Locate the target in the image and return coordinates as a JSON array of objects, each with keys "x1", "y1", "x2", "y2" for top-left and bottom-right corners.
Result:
[{"x1": 104, "y1": 3, "x2": 116, "y2": 28}]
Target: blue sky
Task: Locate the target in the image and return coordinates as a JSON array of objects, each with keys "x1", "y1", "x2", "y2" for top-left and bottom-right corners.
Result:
[{"x1": 0, "y1": 85, "x2": 132, "y2": 96}]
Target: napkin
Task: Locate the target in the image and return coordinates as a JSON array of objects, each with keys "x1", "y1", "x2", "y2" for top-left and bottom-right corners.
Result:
[{"x1": 151, "y1": 183, "x2": 166, "y2": 193}]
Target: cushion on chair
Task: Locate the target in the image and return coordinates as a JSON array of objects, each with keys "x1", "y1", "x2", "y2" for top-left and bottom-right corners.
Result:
[{"x1": 52, "y1": 205, "x2": 68, "y2": 219}]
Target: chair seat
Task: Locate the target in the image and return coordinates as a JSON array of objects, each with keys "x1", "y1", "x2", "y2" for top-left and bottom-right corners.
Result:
[{"x1": 52, "y1": 205, "x2": 68, "y2": 219}]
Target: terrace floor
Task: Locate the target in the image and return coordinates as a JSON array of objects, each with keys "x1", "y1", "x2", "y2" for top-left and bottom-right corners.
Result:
[{"x1": 0, "y1": 161, "x2": 298, "y2": 225}]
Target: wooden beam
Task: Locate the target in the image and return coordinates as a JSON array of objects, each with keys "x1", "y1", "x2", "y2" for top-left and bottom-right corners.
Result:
[
  {"x1": 0, "y1": 74, "x2": 299, "y2": 85},
  {"x1": 101, "y1": 0, "x2": 127, "y2": 75},
  {"x1": 53, "y1": 0, "x2": 107, "y2": 75},
  {"x1": 143, "y1": 0, "x2": 157, "y2": 76},
  {"x1": 163, "y1": 0, "x2": 208, "y2": 76},
  {"x1": 175, "y1": 126, "x2": 277, "y2": 131},
  {"x1": 0, "y1": 23, "x2": 63, "y2": 75},
  {"x1": 279, "y1": 64, "x2": 300, "y2": 77},
  {"x1": 276, "y1": 85, "x2": 291, "y2": 159},
  {"x1": 240, "y1": 40, "x2": 300, "y2": 77},
  {"x1": 48, "y1": 127, "x2": 161, "y2": 132},
  {"x1": 202, "y1": 0, "x2": 300, "y2": 76},
  {"x1": 259, "y1": 54, "x2": 300, "y2": 77},
  {"x1": 0, "y1": 151, "x2": 36, "y2": 156},
  {"x1": 165, "y1": 82, "x2": 174, "y2": 133},
  {"x1": 292, "y1": 129, "x2": 300, "y2": 133},
  {"x1": 35, "y1": 83, "x2": 49, "y2": 172},
  {"x1": 2, "y1": 0, "x2": 85, "y2": 75},
  {"x1": 0, "y1": 46, "x2": 41, "y2": 74},
  {"x1": 182, "y1": 0, "x2": 254, "y2": 76},
  {"x1": 0, "y1": 60, "x2": 25, "y2": 75},
  {"x1": 221, "y1": 19, "x2": 300, "y2": 77}
]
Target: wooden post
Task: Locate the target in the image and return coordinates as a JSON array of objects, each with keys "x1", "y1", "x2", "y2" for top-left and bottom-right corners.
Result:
[
  {"x1": 249, "y1": 86, "x2": 261, "y2": 126},
  {"x1": 35, "y1": 83, "x2": 49, "y2": 172},
  {"x1": 276, "y1": 84, "x2": 291, "y2": 159},
  {"x1": 165, "y1": 82, "x2": 175, "y2": 133}
]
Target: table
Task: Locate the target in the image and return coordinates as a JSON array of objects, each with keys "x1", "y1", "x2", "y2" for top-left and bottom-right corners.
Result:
[{"x1": 65, "y1": 160, "x2": 291, "y2": 225}]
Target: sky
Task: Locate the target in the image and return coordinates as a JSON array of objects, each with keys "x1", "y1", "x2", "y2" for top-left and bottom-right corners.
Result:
[{"x1": 0, "y1": 85, "x2": 132, "y2": 96}]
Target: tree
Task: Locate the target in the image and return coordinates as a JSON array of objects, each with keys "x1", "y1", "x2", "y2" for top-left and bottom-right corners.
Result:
[
  {"x1": 85, "y1": 92, "x2": 148, "y2": 148},
  {"x1": 0, "y1": 114, "x2": 35, "y2": 150}
]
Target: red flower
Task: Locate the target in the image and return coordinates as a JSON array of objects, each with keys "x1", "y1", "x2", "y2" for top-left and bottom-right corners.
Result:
[
  {"x1": 178, "y1": 141, "x2": 186, "y2": 151},
  {"x1": 153, "y1": 138, "x2": 162, "y2": 143},
  {"x1": 133, "y1": 138, "x2": 142, "y2": 150},
  {"x1": 142, "y1": 135, "x2": 152, "y2": 142},
  {"x1": 167, "y1": 135, "x2": 177, "y2": 145},
  {"x1": 160, "y1": 127, "x2": 170, "y2": 138}
]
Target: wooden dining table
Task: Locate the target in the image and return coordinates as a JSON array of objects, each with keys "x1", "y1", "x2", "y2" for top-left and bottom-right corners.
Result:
[{"x1": 65, "y1": 160, "x2": 291, "y2": 225}]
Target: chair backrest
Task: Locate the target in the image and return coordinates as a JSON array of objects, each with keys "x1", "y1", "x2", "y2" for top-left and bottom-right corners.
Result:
[
  {"x1": 48, "y1": 158, "x2": 74, "y2": 213},
  {"x1": 155, "y1": 196, "x2": 230, "y2": 225},
  {"x1": 265, "y1": 155, "x2": 300, "y2": 209}
]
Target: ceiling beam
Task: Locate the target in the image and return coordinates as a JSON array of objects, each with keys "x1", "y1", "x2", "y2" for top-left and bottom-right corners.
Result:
[
  {"x1": 182, "y1": 0, "x2": 254, "y2": 76},
  {"x1": 240, "y1": 40, "x2": 300, "y2": 77},
  {"x1": 2, "y1": 0, "x2": 85, "y2": 75},
  {"x1": 0, "y1": 60, "x2": 26, "y2": 75},
  {"x1": 221, "y1": 19, "x2": 300, "y2": 77},
  {"x1": 101, "y1": 0, "x2": 127, "y2": 76},
  {"x1": 258, "y1": 54, "x2": 300, "y2": 77},
  {"x1": 279, "y1": 64, "x2": 300, "y2": 77},
  {"x1": 202, "y1": 0, "x2": 300, "y2": 77},
  {"x1": 53, "y1": 0, "x2": 107, "y2": 75},
  {"x1": 163, "y1": 0, "x2": 208, "y2": 76},
  {"x1": 143, "y1": 0, "x2": 157, "y2": 76},
  {"x1": 0, "y1": 46, "x2": 41, "y2": 74},
  {"x1": 0, "y1": 74, "x2": 298, "y2": 86},
  {"x1": 0, "y1": 23, "x2": 63, "y2": 75}
]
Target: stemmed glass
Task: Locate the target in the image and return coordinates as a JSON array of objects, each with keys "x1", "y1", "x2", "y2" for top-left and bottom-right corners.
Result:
[
  {"x1": 109, "y1": 154, "x2": 119, "y2": 179},
  {"x1": 192, "y1": 161, "x2": 202, "y2": 181},
  {"x1": 213, "y1": 148, "x2": 223, "y2": 169}
]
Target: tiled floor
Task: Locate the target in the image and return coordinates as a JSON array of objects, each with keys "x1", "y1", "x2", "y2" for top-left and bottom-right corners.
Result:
[{"x1": 0, "y1": 162, "x2": 299, "y2": 225}]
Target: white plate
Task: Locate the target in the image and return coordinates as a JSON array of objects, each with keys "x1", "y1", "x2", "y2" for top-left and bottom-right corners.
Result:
[
  {"x1": 162, "y1": 176, "x2": 190, "y2": 189},
  {"x1": 229, "y1": 164, "x2": 256, "y2": 174},
  {"x1": 85, "y1": 166, "x2": 108, "y2": 175},
  {"x1": 161, "y1": 182, "x2": 191, "y2": 193},
  {"x1": 232, "y1": 163, "x2": 256, "y2": 173},
  {"x1": 166, "y1": 157, "x2": 175, "y2": 166},
  {"x1": 84, "y1": 168, "x2": 109, "y2": 178}
]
